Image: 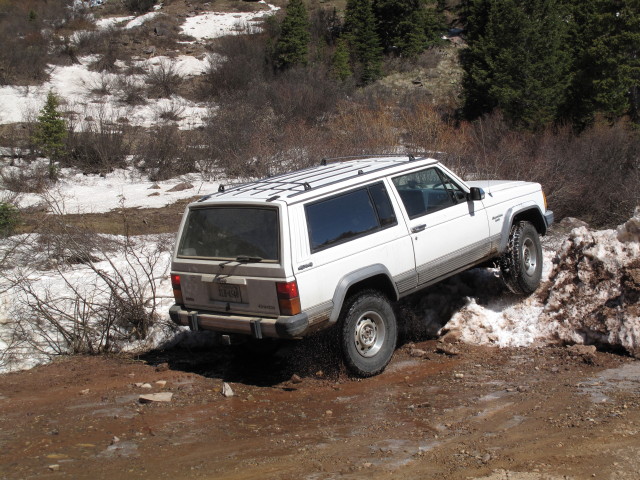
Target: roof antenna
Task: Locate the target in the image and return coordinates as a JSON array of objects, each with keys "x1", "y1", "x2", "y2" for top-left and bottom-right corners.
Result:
[
  {"x1": 408, "y1": 154, "x2": 416, "y2": 161},
  {"x1": 218, "y1": 185, "x2": 225, "y2": 192},
  {"x1": 320, "y1": 158, "x2": 327, "y2": 166}
]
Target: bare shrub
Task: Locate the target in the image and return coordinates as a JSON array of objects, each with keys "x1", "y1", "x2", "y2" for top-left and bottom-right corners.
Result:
[
  {"x1": 145, "y1": 59, "x2": 183, "y2": 98},
  {"x1": 152, "y1": 98, "x2": 187, "y2": 122},
  {"x1": 0, "y1": 166, "x2": 50, "y2": 194},
  {"x1": 66, "y1": 108, "x2": 132, "y2": 174},
  {"x1": 201, "y1": 32, "x2": 271, "y2": 99},
  {"x1": 1, "y1": 200, "x2": 173, "y2": 361},
  {"x1": 114, "y1": 75, "x2": 147, "y2": 105},
  {"x1": 134, "y1": 125, "x2": 199, "y2": 181},
  {"x1": 85, "y1": 70, "x2": 116, "y2": 96}
]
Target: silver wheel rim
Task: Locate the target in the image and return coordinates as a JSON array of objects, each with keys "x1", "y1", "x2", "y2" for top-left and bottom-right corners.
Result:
[
  {"x1": 354, "y1": 311, "x2": 385, "y2": 358},
  {"x1": 522, "y1": 237, "x2": 538, "y2": 276}
]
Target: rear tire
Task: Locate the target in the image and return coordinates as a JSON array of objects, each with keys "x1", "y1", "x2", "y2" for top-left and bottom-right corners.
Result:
[
  {"x1": 500, "y1": 221, "x2": 543, "y2": 294},
  {"x1": 339, "y1": 290, "x2": 397, "y2": 377}
]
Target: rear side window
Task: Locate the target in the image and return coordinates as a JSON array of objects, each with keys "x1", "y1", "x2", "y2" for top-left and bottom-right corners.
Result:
[
  {"x1": 178, "y1": 207, "x2": 279, "y2": 261},
  {"x1": 305, "y1": 182, "x2": 397, "y2": 252}
]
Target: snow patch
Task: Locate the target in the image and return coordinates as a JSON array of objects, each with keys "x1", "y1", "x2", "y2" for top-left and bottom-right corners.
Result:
[{"x1": 181, "y1": 3, "x2": 278, "y2": 40}]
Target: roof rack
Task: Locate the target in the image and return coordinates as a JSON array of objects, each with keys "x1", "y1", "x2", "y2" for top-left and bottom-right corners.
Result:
[
  {"x1": 205, "y1": 154, "x2": 438, "y2": 201},
  {"x1": 320, "y1": 153, "x2": 418, "y2": 166}
]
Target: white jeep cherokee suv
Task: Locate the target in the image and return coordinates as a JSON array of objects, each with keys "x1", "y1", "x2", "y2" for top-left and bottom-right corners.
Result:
[{"x1": 170, "y1": 156, "x2": 553, "y2": 376}]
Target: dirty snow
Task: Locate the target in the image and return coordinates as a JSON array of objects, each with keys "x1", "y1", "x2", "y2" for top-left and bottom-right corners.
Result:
[{"x1": 443, "y1": 209, "x2": 640, "y2": 358}]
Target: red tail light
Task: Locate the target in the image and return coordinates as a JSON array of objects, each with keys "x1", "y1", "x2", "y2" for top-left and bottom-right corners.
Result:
[
  {"x1": 276, "y1": 281, "x2": 301, "y2": 316},
  {"x1": 171, "y1": 274, "x2": 183, "y2": 304}
]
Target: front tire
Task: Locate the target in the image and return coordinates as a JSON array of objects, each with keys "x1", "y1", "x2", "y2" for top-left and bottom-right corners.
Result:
[
  {"x1": 339, "y1": 290, "x2": 397, "y2": 377},
  {"x1": 500, "y1": 221, "x2": 543, "y2": 294}
]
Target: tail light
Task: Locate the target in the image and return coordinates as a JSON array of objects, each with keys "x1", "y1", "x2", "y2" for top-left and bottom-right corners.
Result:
[
  {"x1": 276, "y1": 280, "x2": 301, "y2": 316},
  {"x1": 171, "y1": 274, "x2": 183, "y2": 304},
  {"x1": 543, "y1": 191, "x2": 548, "y2": 210}
]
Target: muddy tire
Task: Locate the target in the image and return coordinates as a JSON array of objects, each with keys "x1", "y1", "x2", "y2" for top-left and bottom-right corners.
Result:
[
  {"x1": 339, "y1": 290, "x2": 397, "y2": 377},
  {"x1": 500, "y1": 221, "x2": 543, "y2": 294}
]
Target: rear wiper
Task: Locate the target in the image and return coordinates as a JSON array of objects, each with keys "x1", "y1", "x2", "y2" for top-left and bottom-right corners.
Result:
[{"x1": 235, "y1": 255, "x2": 263, "y2": 263}]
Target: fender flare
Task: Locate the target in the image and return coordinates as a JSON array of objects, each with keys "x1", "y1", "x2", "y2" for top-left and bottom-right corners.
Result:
[
  {"x1": 328, "y1": 264, "x2": 399, "y2": 323},
  {"x1": 499, "y1": 203, "x2": 546, "y2": 253}
]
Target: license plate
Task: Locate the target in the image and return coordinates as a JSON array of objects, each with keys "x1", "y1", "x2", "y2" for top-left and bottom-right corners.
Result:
[{"x1": 215, "y1": 283, "x2": 242, "y2": 303}]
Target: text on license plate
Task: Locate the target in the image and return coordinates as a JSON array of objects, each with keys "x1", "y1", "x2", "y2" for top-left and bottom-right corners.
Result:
[{"x1": 216, "y1": 283, "x2": 242, "y2": 302}]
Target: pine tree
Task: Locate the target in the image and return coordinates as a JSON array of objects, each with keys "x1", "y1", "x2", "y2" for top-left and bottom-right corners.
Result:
[
  {"x1": 33, "y1": 91, "x2": 67, "y2": 180},
  {"x1": 332, "y1": 38, "x2": 353, "y2": 81},
  {"x1": 564, "y1": 0, "x2": 640, "y2": 126},
  {"x1": 461, "y1": 0, "x2": 571, "y2": 130},
  {"x1": 275, "y1": 0, "x2": 311, "y2": 70},
  {"x1": 344, "y1": 0, "x2": 383, "y2": 84},
  {"x1": 373, "y1": 0, "x2": 443, "y2": 58}
]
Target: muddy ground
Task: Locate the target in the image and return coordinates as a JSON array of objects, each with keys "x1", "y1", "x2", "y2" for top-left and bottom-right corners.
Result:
[{"x1": 1, "y1": 338, "x2": 640, "y2": 480}]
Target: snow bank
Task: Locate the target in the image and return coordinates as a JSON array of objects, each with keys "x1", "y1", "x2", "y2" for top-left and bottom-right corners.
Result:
[
  {"x1": 443, "y1": 209, "x2": 640, "y2": 357},
  {"x1": 541, "y1": 208, "x2": 640, "y2": 356}
]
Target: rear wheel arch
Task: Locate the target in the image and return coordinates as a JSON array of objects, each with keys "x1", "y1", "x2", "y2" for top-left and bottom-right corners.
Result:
[{"x1": 329, "y1": 266, "x2": 398, "y2": 324}]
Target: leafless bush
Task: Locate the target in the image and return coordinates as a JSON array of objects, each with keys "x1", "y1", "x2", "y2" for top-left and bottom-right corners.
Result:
[
  {"x1": 0, "y1": 200, "x2": 173, "y2": 362},
  {"x1": 152, "y1": 98, "x2": 187, "y2": 122},
  {"x1": 0, "y1": 158, "x2": 52, "y2": 193},
  {"x1": 114, "y1": 75, "x2": 147, "y2": 105},
  {"x1": 145, "y1": 59, "x2": 183, "y2": 98},
  {"x1": 86, "y1": 71, "x2": 117, "y2": 96},
  {"x1": 134, "y1": 124, "x2": 199, "y2": 180},
  {"x1": 200, "y1": 32, "x2": 271, "y2": 99},
  {"x1": 66, "y1": 107, "x2": 132, "y2": 174}
]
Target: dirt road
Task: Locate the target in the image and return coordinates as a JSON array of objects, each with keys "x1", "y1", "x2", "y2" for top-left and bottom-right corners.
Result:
[{"x1": 1, "y1": 338, "x2": 640, "y2": 480}]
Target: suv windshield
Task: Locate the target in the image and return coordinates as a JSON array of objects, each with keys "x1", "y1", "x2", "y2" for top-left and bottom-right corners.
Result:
[{"x1": 177, "y1": 206, "x2": 280, "y2": 262}]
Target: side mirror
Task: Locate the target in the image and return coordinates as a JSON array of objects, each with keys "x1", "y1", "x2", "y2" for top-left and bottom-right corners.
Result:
[{"x1": 468, "y1": 187, "x2": 485, "y2": 201}]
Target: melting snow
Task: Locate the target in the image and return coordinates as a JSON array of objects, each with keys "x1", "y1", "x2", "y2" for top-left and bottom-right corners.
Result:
[{"x1": 181, "y1": 2, "x2": 279, "y2": 40}]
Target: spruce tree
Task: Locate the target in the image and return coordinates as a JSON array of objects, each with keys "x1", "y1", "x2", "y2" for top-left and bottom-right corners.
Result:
[
  {"x1": 564, "y1": 0, "x2": 640, "y2": 126},
  {"x1": 33, "y1": 91, "x2": 67, "y2": 180},
  {"x1": 461, "y1": 0, "x2": 571, "y2": 130},
  {"x1": 343, "y1": 0, "x2": 383, "y2": 84},
  {"x1": 275, "y1": 0, "x2": 311, "y2": 70},
  {"x1": 373, "y1": 0, "x2": 443, "y2": 58},
  {"x1": 332, "y1": 38, "x2": 353, "y2": 81}
]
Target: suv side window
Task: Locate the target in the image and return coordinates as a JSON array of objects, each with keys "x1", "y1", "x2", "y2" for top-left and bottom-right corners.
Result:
[
  {"x1": 306, "y1": 182, "x2": 397, "y2": 252},
  {"x1": 393, "y1": 167, "x2": 465, "y2": 218}
]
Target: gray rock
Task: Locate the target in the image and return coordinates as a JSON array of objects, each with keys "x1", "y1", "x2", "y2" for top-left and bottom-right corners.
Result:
[{"x1": 168, "y1": 182, "x2": 194, "y2": 192}]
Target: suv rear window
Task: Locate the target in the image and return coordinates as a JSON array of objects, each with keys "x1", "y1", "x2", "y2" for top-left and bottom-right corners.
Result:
[
  {"x1": 178, "y1": 207, "x2": 279, "y2": 261},
  {"x1": 306, "y1": 182, "x2": 397, "y2": 252}
]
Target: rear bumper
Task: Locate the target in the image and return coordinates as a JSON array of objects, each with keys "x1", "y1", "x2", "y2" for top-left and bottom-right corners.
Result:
[{"x1": 169, "y1": 305, "x2": 310, "y2": 339}]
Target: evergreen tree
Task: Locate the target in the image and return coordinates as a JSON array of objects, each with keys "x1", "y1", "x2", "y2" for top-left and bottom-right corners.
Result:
[
  {"x1": 564, "y1": 0, "x2": 640, "y2": 126},
  {"x1": 373, "y1": 0, "x2": 444, "y2": 57},
  {"x1": 461, "y1": 0, "x2": 571, "y2": 130},
  {"x1": 275, "y1": 0, "x2": 311, "y2": 70},
  {"x1": 33, "y1": 91, "x2": 67, "y2": 180},
  {"x1": 343, "y1": 0, "x2": 383, "y2": 84},
  {"x1": 332, "y1": 38, "x2": 353, "y2": 81}
]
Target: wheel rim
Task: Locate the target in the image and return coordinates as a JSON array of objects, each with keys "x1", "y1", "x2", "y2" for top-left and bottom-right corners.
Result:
[
  {"x1": 522, "y1": 237, "x2": 538, "y2": 276},
  {"x1": 353, "y1": 311, "x2": 386, "y2": 358}
]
